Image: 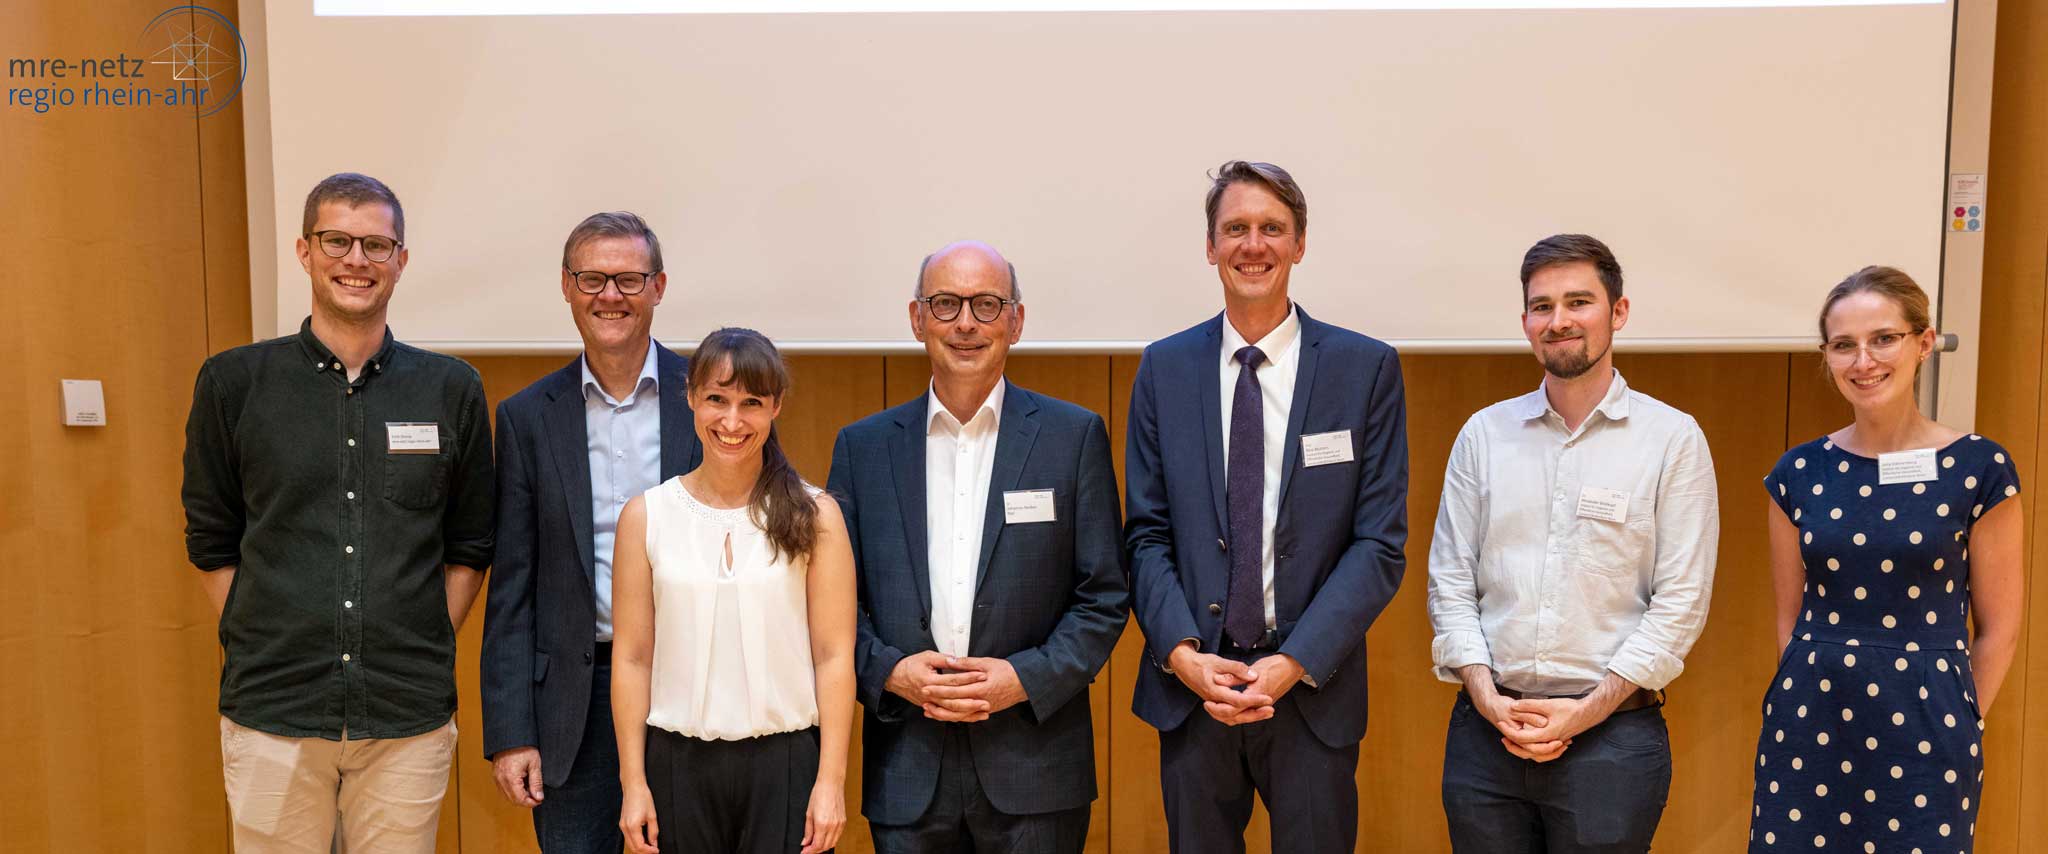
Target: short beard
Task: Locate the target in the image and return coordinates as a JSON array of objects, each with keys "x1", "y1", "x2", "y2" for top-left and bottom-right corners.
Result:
[{"x1": 1540, "y1": 338, "x2": 1605, "y2": 380}]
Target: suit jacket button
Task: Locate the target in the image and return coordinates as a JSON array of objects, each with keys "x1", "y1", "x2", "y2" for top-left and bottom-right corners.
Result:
[
  {"x1": 1217, "y1": 538, "x2": 1227, "y2": 552},
  {"x1": 1208, "y1": 603, "x2": 1223, "y2": 615},
  {"x1": 584, "y1": 651, "x2": 593, "y2": 664}
]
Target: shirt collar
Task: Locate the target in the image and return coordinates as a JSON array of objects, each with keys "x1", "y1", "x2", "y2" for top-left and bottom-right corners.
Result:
[
  {"x1": 1515, "y1": 368, "x2": 1633, "y2": 422},
  {"x1": 295, "y1": 315, "x2": 397, "y2": 377},
  {"x1": 927, "y1": 378, "x2": 1006, "y2": 434},
  {"x1": 1220, "y1": 303, "x2": 1300, "y2": 364},
  {"x1": 580, "y1": 342, "x2": 660, "y2": 405}
]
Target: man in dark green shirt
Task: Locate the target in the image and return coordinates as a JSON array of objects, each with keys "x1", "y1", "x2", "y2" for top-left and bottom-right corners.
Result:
[{"x1": 182, "y1": 172, "x2": 493, "y2": 853}]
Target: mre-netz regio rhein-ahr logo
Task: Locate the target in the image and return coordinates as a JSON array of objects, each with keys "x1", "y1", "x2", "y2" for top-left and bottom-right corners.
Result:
[{"x1": 8, "y1": 5, "x2": 246, "y2": 117}]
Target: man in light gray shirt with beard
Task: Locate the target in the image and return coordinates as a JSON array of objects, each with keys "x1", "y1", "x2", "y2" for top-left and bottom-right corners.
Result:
[{"x1": 1427, "y1": 233, "x2": 1718, "y2": 854}]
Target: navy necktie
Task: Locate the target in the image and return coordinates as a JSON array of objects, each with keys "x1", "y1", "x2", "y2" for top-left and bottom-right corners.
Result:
[{"x1": 1225, "y1": 345, "x2": 1267, "y2": 650}]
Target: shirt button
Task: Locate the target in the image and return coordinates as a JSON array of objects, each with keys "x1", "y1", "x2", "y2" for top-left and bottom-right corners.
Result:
[
  {"x1": 344, "y1": 545, "x2": 355, "y2": 554},
  {"x1": 346, "y1": 491, "x2": 355, "y2": 500},
  {"x1": 341, "y1": 653, "x2": 351, "y2": 662},
  {"x1": 346, "y1": 388, "x2": 354, "y2": 396},
  {"x1": 332, "y1": 362, "x2": 342, "y2": 371},
  {"x1": 347, "y1": 438, "x2": 356, "y2": 447},
  {"x1": 344, "y1": 600, "x2": 353, "y2": 608}
]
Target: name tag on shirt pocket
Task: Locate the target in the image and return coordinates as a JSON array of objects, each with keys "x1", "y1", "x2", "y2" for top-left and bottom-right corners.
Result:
[
  {"x1": 1575, "y1": 487, "x2": 1631, "y2": 523},
  {"x1": 386, "y1": 422, "x2": 441, "y2": 454},
  {"x1": 1003, "y1": 489, "x2": 1056, "y2": 524},
  {"x1": 1300, "y1": 430, "x2": 1354, "y2": 467}
]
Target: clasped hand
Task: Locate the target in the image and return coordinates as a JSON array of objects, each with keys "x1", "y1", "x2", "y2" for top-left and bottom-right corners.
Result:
[
  {"x1": 886, "y1": 650, "x2": 1028, "y2": 722},
  {"x1": 1478, "y1": 693, "x2": 1608, "y2": 763},
  {"x1": 1168, "y1": 643, "x2": 1305, "y2": 726}
]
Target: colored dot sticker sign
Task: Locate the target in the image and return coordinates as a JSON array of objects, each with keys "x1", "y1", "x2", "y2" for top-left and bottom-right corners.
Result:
[
  {"x1": 1969, "y1": 206, "x2": 1981, "y2": 217},
  {"x1": 1968, "y1": 219, "x2": 1980, "y2": 231},
  {"x1": 1954, "y1": 218, "x2": 1967, "y2": 230},
  {"x1": 1956, "y1": 207, "x2": 1966, "y2": 217}
]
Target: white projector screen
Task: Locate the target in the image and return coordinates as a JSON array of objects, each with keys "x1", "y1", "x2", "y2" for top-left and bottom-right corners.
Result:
[{"x1": 259, "y1": 1, "x2": 1954, "y2": 353}]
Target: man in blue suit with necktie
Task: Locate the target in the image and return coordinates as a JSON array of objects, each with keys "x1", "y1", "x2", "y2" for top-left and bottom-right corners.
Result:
[
  {"x1": 828, "y1": 241, "x2": 1128, "y2": 852},
  {"x1": 480, "y1": 212, "x2": 703, "y2": 852},
  {"x1": 1125, "y1": 161, "x2": 1409, "y2": 853}
]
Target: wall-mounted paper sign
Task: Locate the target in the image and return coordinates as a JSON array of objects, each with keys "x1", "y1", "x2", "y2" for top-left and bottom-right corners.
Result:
[
  {"x1": 1949, "y1": 173, "x2": 1985, "y2": 232},
  {"x1": 61, "y1": 379, "x2": 106, "y2": 426}
]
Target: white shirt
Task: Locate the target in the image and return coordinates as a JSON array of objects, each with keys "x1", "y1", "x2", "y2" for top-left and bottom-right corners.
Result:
[
  {"x1": 1426, "y1": 370, "x2": 1719, "y2": 695},
  {"x1": 643, "y1": 477, "x2": 819, "y2": 741},
  {"x1": 926, "y1": 380, "x2": 1005, "y2": 657},
  {"x1": 582, "y1": 344, "x2": 661, "y2": 642},
  {"x1": 1218, "y1": 305, "x2": 1301, "y2": 630}
]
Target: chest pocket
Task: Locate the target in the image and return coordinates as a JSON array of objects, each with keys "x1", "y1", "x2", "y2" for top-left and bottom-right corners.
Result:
[
  {"x1": 384, "y1": 450, "x2": 451, "y2": 510},
  {"x1": 1573, "y1": 513, "x2": 1654, "y2": 579}
]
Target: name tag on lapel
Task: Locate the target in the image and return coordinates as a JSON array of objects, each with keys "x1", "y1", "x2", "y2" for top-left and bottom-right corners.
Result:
[
  {"x1": 1003, "y1": 489, "x2": 1056, "y2": 524},
  {"x1": 1300, "y1": 430, "x2": 1354, "y2": 467},
  {"x1": 386, "y1": 422, "x2": 440, "y2": 454}
]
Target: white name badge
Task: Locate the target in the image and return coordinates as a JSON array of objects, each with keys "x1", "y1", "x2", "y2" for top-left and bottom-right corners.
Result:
[
  {"x1": 1576, "y1": 487, "x2": 1631, "y2": 523},
  {"x1": 1300, "y1": 430, "x2": 1354, "y2": 467},
  {"x1": 386, "y1": 422, "x2": 441, "y2": 454},
  {"x1": 1003, "y1": 489, "x2": 1056, "y2": 524},
  {"x1": 1878, "y1": 448, "x2": 1940, "y2": 485}
]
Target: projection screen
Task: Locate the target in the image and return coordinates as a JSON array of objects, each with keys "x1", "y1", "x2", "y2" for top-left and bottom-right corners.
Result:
[{"x1": 256, "y1": 0, "x2": 1957, "y2": 352}]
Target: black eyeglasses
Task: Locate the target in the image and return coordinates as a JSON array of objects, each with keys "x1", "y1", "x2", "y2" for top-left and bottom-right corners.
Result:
[
  {"x1": 307, "y1": 230, "x2": 402, "y2": 263},
  {"x1": 918, "y1": 292, "x2": 1017, "y2": 323},
  {"x1": 568, "y1": 270, "x2": 656, "y2": 295}
]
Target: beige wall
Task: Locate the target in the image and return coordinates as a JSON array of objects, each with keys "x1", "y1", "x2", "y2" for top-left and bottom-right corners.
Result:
[{"x1": 4, "y1": 0, "x2": 2045, "y2": 850}]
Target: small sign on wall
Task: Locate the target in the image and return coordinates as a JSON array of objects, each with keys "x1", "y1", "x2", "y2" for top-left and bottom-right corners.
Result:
[
  {"x1": 1949, "y1": 173, "x2": 1985, "y2": 232},
  {"x1": 61, "y1": 379, "x2": 106, "y2": 426}
]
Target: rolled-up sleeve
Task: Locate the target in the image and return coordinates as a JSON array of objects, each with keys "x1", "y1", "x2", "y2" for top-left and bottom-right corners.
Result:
[
  {"x1": 1605, "y1": 420, "x2": 1718, "y2": 691},
  {"x1": 1427, "y1": 420, "x2": 1493, "y2": 683},
  {"x1": 182, "y1": 358, "x2": 243, "y2": 571}
]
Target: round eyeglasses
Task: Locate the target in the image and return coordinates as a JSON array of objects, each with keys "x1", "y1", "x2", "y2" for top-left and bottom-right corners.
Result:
[
  {"x1": 918, "y1": 292, "x2": 1017, "y2": 323},
  {"x1": 308, "y1": 230, "x2": 402, "y2": 263}
]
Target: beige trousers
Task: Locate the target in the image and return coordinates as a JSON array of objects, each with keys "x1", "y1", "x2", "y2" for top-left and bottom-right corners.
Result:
[{"x1": 219, "y1": 716, "x2": 457, "y2": 853}]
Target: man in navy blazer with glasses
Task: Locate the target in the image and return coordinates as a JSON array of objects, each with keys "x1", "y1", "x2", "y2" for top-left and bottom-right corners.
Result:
[
  {"x1": 1124, "y1": 161, "x2": 1409, "y2": 853},
  {"x1": 828, "y1": 241, "x2": 1128, "y2": 853}
]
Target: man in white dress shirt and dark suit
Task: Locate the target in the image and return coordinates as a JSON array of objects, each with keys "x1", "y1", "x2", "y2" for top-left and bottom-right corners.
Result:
[
  {"x1": 827, "y1": 241, "x2": 1129, "y2": 853},
  {"x1": 1427, "y1": 233, "x2": 1719, "y2": 853}
]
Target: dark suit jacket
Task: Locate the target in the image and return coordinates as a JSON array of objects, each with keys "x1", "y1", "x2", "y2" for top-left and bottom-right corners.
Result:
[
  {"x1": 827, "y1": 381, "x2": 1129, "y2": 824},
  {"x1": 1124, "y1": 307, "x2": 1408, "y2": 748},
  {"x1": 480, "y1": 344, "x2": 702, "y2": 785}
]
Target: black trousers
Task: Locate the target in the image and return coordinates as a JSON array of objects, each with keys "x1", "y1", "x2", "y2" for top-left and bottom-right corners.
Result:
[
  {"x1": 868, "y1": 724, "x2": 1090, "y2": 854},
  {"x1": 644, "y1": 726, "x2": 826, "y2": 854},
  {"x1": 1158, "y1": 688, "x2": 1360, "y2": 854},
  {"x1": 1441, "y1": 694, "x2": 1671, "y2": 854}
]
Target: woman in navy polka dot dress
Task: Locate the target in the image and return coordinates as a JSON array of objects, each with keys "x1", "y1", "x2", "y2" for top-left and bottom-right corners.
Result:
[{"x1": 1749, "y1": 267, "x2": 2025, "y2": 853}]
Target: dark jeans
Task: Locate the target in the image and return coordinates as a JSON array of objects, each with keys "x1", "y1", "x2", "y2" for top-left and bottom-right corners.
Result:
[
  {"x1": 1441, "y1": 694, "x2": 1672, "y2": 854},
  {"x1": 868, "y1": 724, "x2": 1090, "y2": 854},
  {"x1": 532, "y1": 658, "x2": 624, "y2": 854}
]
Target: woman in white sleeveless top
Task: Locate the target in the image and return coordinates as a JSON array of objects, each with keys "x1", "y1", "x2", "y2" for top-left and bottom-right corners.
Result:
[{"x1": 611, "y1": 328, "x2": 856, "y2": 854}]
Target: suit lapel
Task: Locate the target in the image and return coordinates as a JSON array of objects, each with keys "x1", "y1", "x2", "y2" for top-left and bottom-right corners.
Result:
[
  {"x1": 889, "y1": 397, "x2": 933, "y2": 618},
  {"x1": 974, "y1": 382, "x2": 1038, "y2": 595},
  {"x1": 1199, "y1": 316, "x2": 1229, "y2": 534},
  {"x1": 1275, "y1": 311, "x2": 1322, "y2": 506},
  {"x1": 654, "y1": 344, "x2": 699, "y2": 480},
  {"x1": 542, "y1": 360, "x2": 598, "y2": 585}
]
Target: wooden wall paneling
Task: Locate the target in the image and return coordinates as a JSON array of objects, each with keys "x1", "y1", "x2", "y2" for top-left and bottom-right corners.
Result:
[
  {"x1": 0, "y1": 2, "x2": 228, "y2": 852},
  {"x1": 1106, "y1": 355, "x2": 1167, "y2": 854},
  {"x1": 1979, "y1": 0, "x2": 2048, "y2": 845}
]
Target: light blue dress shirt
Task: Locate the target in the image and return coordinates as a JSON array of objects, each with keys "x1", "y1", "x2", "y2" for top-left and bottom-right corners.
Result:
[{"x1": 582, "y1": 344, "x2": 662, "y2": 642}]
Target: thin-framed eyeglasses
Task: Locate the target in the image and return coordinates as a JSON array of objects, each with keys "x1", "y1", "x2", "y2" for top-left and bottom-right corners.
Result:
[
  {"x1": 918, "y1": 292, "x2": 1016, "y2": 323},
  {"x1": 307, "y1": 230, "x2": 402, "y2": 263},
  {"x1": 1821, "y1": 329, "x2": 1922, "y2": 365},
  {"x1": 568, "y1": 270, "x2": 656, "y2": 296}
]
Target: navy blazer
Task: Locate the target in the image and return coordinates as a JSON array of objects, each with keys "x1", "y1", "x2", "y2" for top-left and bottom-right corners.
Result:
[
  {"x1": 827, "y1": 382, "x2": 1129, "y2": 824},
  {"x1": 480, "y1": 344, "x2": 702, "y2": 785},
  {"x1": 1124, "y1": 307, "x2": 1408, "y2": 748}
]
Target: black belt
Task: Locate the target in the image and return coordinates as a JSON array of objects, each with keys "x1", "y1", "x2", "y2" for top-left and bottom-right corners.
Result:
[
  {"x1": 1492, "y1": 684, "x2": 1664, "y2": 713},
  {"x1": 594, "y1": 641, "x2": 613, "y2": 663}
]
